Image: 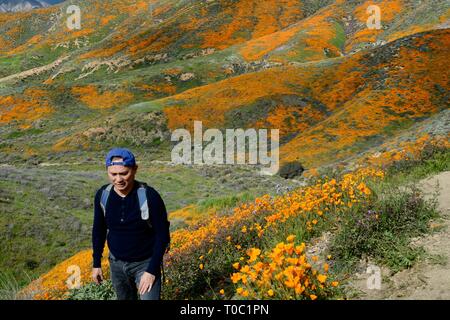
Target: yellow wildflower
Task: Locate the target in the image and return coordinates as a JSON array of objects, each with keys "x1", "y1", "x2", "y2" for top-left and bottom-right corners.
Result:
[
  {"x1": 286, "y1": 235, "x2": 296, "y2": 242},
  {"x1": 317, "y1": 274, "x2": 327, "y2": 283}
]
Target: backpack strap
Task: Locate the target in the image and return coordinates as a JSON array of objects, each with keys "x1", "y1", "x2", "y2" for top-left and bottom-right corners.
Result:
[
  {"x1": 100, "y1": 184, "x2": 113, "y2": 216},
  {"x1": 137, "y1": 182, "x2": 152, "y2": 228},
  {"x1": 137, "y1": 182, "x2": 170, "y2": 254}
]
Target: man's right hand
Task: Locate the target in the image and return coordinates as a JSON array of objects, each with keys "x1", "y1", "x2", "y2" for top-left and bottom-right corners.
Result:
[{"x1": 92, "y1": 268, "x2": 104, "y2": 284}]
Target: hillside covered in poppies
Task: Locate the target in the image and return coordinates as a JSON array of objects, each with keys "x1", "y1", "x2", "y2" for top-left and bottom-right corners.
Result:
[{"x1": 0, "y1": 0, "x2": 449, "y2": 300}]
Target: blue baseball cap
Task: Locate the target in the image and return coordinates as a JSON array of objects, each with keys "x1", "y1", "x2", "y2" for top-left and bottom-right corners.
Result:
[{"x1": 105, "y1": 148, "x2": 136, "y2": 167}]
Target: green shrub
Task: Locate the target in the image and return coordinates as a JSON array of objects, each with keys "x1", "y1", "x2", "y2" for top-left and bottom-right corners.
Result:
[
  {"x1": 67, "y1": 280, "x2": 116, "y2": 300},
  {"x1": 386, "y1": 143, "x2": 449, "y2": 179},
  {"x1": 0, "y1": 271, "x2": 25, "y2": 300},
  {"x1": 330, "y1": 184, "x2": 438, "y2": 272}
]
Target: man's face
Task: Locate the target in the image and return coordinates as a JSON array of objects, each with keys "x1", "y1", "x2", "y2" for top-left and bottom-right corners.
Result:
[{"x1": 107, "y1": 157, "x2": 137, "y2": 191}]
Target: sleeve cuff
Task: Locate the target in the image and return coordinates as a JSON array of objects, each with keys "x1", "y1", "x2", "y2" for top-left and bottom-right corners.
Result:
[
  {"x1": 146, "y1": 260, "x2": 160, "y2": 275},
  {"x1": 93, "y1": 257, "x2": 102, "y2": 268}
]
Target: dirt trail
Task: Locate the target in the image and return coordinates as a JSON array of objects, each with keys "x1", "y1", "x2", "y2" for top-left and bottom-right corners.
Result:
[{"x1": 350, "y1": 171, "x2": 450, "y2": 299}]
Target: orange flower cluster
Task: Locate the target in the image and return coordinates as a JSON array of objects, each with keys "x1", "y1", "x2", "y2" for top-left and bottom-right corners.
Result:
[
  {"x1": 170, "y1": 204, "x2": 221, "y2": 227},
  {"x1": 71, "y1": 85, "x2": 133, "y2": 109},
  {"x1": 201, "y1": 0, "x2": 302, "y2": 51},
  {"x1": 361, "y1": 134, "x2": 450, "y2": 168},
  {"x1": 256, "y1": 167, "x2": 383, "y2": 235},
  {"x1": 231, "y1": 235, "x2": 338, "y2": 299},
  {"x1": 0, "y1": 88, "x2": 52, "y2": 128},
  {"x1": 169, "y1": 195, "x2": 273, "y2": 257},
  {"x1": 22, "y1": 248, "x2": 110, "y2": 300}
]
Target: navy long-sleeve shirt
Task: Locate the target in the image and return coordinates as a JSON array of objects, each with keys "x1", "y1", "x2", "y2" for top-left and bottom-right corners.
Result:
[{"x1": 92, "y1": 180, "x2": 170, "y2": 276}]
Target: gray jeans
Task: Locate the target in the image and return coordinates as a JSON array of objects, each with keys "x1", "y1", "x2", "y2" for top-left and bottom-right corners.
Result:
[{"x1": 108, "y1": 252, "x2": 161, "y2": 300}]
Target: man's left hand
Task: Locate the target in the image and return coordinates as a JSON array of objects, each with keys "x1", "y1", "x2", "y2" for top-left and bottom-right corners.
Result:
[{"x1": 138, "y1": 272, "x2": 156, "y2": 295}]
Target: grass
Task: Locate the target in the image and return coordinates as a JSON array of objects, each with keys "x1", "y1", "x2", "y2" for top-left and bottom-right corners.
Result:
[
  {"x1": 0, "y1": 167, "x2": 106, "y2": 286},
  {"x1": 331, "y1": 22, "x2": 346, "y2": 51},
  {"x1": 197, "y1": 192, "x2": 255, "y2": 213},
  {"x1": 0, "y1": 54, "x2": 23, "y2": 77},
  {"x1": 127, "y1": 101, "x2": 165, "y2": 113},
  {"x1": 384, "y1": 145, "x2": 450, "y2": 183},
  {"x1": 169, "y1": 192, "x2": 259, "y2": 227},
  {"x1": 0, "y1": 271, "x2": 33, "y2": 300},
  {"x1": 6, "y1": 128, "x2": 45, "y2": 139}
]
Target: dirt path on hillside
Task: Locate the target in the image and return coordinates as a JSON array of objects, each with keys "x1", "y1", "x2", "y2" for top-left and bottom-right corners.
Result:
[{"x1": 349, "y1": 171, "x2": 450, "y2": 299}]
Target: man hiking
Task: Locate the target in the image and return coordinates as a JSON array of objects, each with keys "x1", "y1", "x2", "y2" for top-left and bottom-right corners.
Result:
[{"x1": 91, "y1": 147, "x2": 170, "y2": 300}]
